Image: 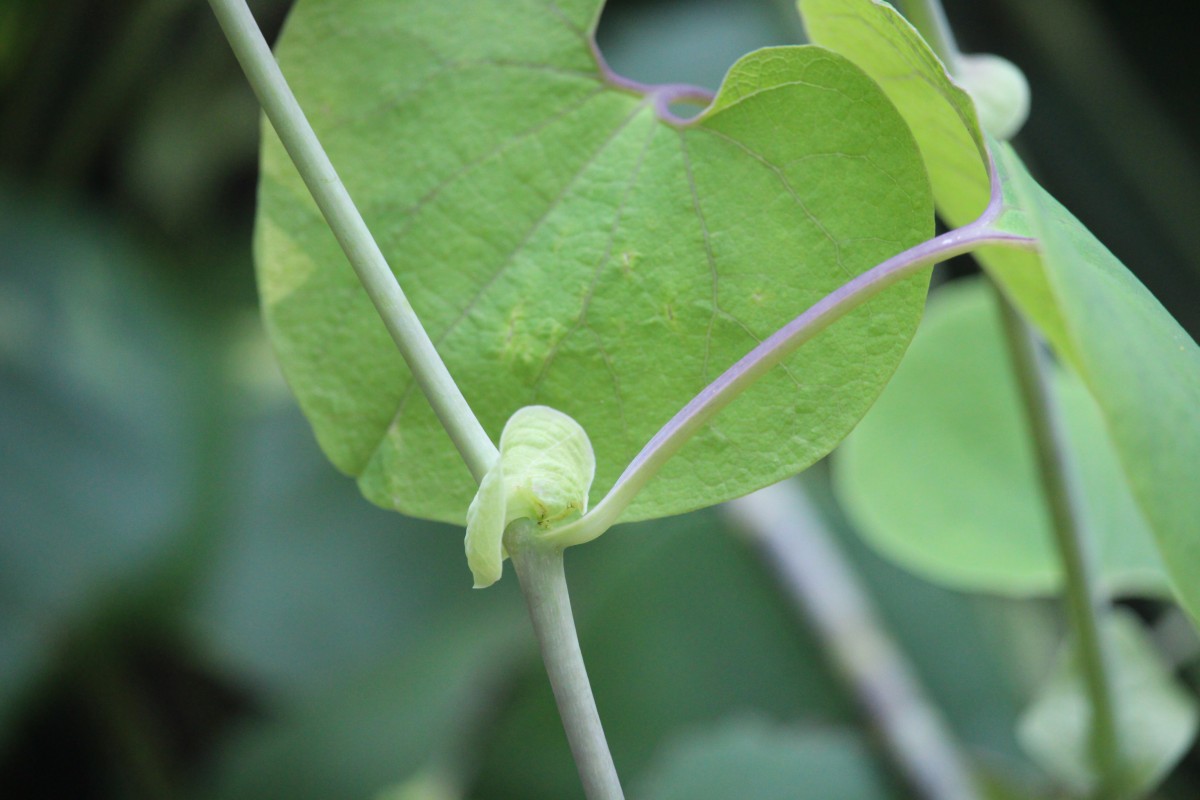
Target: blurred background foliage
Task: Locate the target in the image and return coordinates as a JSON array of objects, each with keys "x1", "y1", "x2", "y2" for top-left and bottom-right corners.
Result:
[{"x1": 1, "y1": 0, "x2": 1198, "y2": 798}]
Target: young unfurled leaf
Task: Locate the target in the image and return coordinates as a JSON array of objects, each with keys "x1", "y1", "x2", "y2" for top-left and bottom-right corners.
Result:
[
  {"x1": 498, "y1": 406, "x2": 596, "y2": 528},
  {"x1": 1018, "y1": 610, "x2": 1198, "y2": 796},
  {"x1": 465, "y1": 406, "x2": 595, "y2": 588},
  {"x1": 258, "y1": 0, "x2": 933, "y2": 527},
  {"x1": 464, "y1": 456, "x2": 507, "y2": 589}
]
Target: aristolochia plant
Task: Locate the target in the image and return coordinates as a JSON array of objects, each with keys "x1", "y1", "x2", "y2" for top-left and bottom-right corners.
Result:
[{"x1": 207, "y1": 0, "x2": 1200, "y2": 797}]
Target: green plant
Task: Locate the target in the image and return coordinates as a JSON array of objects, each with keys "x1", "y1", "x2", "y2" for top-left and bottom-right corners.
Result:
[{"x1": 204, "y1": 0, "x2": 1200, "y2": 798}]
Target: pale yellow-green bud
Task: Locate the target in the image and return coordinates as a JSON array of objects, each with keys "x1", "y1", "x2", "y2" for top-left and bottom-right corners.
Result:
[
  {"x1": 957, "y1": 53, "x2": 1031, "y2": 141},
  {"x1": 464, "y1": 406, "x2": 595, "y2": 588}
]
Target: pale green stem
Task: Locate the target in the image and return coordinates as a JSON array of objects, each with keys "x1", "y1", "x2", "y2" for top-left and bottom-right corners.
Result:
[
  {"x1": 901, "y1": 0, "x2": 963, "y2": 73},
  {"x1": 507, "y1": 524, "x2": 624, "y2": 800},
  {"x1": 205, "y1": 0, "x2": 496, "y2": 481},
  {"x1": 993, "y1": 284, "x2": 1121, "y2": 797}
]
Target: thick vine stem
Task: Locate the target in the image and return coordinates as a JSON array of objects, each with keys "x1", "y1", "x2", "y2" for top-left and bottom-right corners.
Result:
[
  {"x1": 507, "y1": 523, "x2": 625, "y2": 800},
  {"x1": 727, "y1": 479, "x2": 985, "y2": 800},
  {"x1": 205, "y1": 0, "x2": 497, "y2": 481},
  {"x1": 993, "y1": 284, "x2": 1121, "y2": 794}
]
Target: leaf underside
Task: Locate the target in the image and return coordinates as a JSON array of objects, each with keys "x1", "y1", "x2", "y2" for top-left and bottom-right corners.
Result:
[{"x1": 257, "y1": 0, "x2": 933, "y2": 524}]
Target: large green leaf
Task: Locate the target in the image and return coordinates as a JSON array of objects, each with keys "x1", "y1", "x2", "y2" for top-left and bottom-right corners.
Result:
[
  {"x1": 835, "y1": 278, "x2": 1168, "y2": 597},
  {"x1": 258, "y1": 0, "x2": 933, "y2": 525},
  {"x1": 801, "y1": 0, "x2": 1200, "y2": 622},
  {"x1": 1017, "y1": 610, "x2": 1198, "y2": 797},
  {"x1": 632, "y1": 719, "x2": 894, "y2": 800}
]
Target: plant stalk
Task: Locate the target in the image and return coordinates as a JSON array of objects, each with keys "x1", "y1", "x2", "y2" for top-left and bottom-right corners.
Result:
[
  {"x1": 992, "y1": 284, "x2": 1121, "y2": 796},
  {"x1": 205, "y1": 0, "x2": 497, "y2": 481},
  {"x1": 209, "y1": 6, "x2": 625, "y2": 797},
  {"x1": 508, "y1": 524, "x2": 624, "y2": 800},
  {"x1": 727, "y1": 479, "x2": 985, "y2": 800}
]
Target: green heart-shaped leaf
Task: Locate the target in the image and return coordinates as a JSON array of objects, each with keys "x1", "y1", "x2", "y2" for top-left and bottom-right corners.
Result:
[
  {"x1": 835, "y1": 278, "x2": 1168, "y2": 597},
  {"x1": 258, "y1": 0, "x2": 933, "y2": 525}
]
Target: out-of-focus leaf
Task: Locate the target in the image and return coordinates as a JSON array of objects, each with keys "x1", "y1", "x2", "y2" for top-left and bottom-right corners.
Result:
[
  {"x1": 0, "y1": 191, "x2": 204, "y2": 743},
  {"x1": 200, "y1": 606, "x2": 528, "y2": 800},
  {"x1": 374, "y1": 771, "x2": 460, "y2": 800},
  {"x1": 632, "y1": 718, "x2": 894, "y2": 800},
  {"x1": 186, "y1": 400, "x2": 515, "y2": 699},
  {"x1": 1017, "y1": 610, "x2": 1198, "y2": 797},
  {"x1": 835, "y1": 278, "x2": 1167, "y2": 597},
  {"x1": 596, "y1": 0, "x2": 801, "y2": 93},
  {"x1": 259, "y1": 0, "x2": 933, "y2": 526}
]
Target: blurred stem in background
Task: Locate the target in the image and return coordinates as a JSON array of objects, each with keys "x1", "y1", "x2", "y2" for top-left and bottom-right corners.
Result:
[{"x1": 727, "y1": 480, "x2": 985, "y2": 800}]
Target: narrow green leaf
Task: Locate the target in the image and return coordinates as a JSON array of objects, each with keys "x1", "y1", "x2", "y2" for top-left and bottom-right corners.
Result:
[
  {"x1": 994, "y1": 146, "x2": 1200, "y2": 624},
  {"x1": 259, "y1": 0, "x2": 933, "y2": 525},
  {"x1": 1017, "y1": 610, "x2": 1198, "y2": 797},
  {"x1": 633, "y1": 719, "x2": 895, "y2": 800},
  {"x1": 835, "y1": 278, "x2": 1168, "y2": 597}
]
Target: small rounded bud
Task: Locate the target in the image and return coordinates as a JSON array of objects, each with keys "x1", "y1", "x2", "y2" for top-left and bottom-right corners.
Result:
[{"x1": 957, "y1": 53, "x2": 1031, "y2": 141}]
